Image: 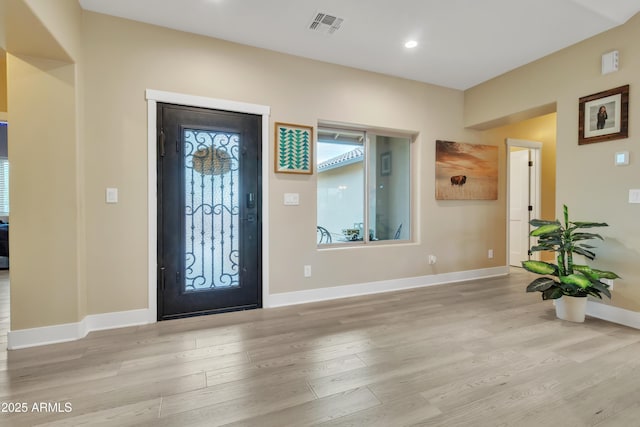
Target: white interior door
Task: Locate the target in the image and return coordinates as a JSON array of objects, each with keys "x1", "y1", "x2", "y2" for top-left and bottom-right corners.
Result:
[
  {"x1": 507, "y1": 138, "x2": 542, "y2": 268},
  {"x1": 509, "y1": 149, "x2": 530, "y2": 266}
]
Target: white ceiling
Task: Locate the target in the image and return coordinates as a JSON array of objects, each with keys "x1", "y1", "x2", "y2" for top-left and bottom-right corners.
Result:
[{"x1": 78, "y1": 0, "x2": 640, "y2": 90}]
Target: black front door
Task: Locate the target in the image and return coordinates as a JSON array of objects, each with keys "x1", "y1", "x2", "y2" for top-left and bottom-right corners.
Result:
[{"x1": 157, "y1": 103, "x2": 261, "y2": 320}]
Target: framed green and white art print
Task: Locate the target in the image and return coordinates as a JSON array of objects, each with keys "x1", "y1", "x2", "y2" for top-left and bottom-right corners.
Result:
[{"x1": 275, "y1": 122, "x2": 313, "y2": 174}]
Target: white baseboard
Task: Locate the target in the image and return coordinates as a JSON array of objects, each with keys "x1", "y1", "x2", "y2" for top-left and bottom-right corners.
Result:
[
  {"x1": 14, "y1": 267, "x2": 635, "y2": 349},
  {"x1": 7, "y1": 309, "x2": 153, "y2": 350},
  {"x1": 265, "y1": 266, "x2": 510, "y2": 308},
  {"x1": 7, "y1": 268, "x2": 506, "y2": 349},
  {"x1": 586, "y1": 301, "x2": 640, "y2": 329}
]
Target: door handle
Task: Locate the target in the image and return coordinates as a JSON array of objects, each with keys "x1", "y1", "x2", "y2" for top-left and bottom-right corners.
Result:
[{"x1": 246, "y1": 192, "x2": 255, "y2": 209}]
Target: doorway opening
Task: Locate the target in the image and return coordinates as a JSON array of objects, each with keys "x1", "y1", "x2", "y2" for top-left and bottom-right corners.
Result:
[
  {"x1": 157, "y1": 104, "x2": 262, "y2": 319},
  {"x1": 147, "y1": 90, "x2": 270, "y2": 322},
  {"x1": 507, "y1": 139, "x2": 541, "y2": 267}
]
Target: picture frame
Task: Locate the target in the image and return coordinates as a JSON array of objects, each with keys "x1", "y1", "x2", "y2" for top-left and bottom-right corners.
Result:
[
  {"x1": 578, "y1": 84, "x2": 629, "y2": 145},
  {"x1": 275, "y1": 122, "x2": 313, "y2": 174},
  {"x1": 380, "y1": 151, "x2": 392, "y2": 176},
  {"x1": 435, "y1": 140, "x2": 498, "y2": 200}
]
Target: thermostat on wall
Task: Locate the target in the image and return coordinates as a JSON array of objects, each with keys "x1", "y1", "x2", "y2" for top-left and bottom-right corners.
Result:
[{"x1": 615, "y1": 151, "x2": 629, "y2": 166}]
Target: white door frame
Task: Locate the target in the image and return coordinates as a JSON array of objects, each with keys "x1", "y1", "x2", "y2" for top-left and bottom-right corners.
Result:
[
  {"x1": 146, "y1": 90, "x2": 271, "y2": 322},
  {"x1": 506, "y1": 138, "x2": 542, "y2": 266}
]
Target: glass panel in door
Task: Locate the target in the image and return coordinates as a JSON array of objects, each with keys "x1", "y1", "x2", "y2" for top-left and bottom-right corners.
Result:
[{"x1": 184, "y1": 129, "x2": 239, "y2": 291}]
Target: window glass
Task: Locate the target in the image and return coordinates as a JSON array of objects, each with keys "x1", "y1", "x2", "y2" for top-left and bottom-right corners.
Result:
[
  {"x1": 317, "y1": 129, "x2": 364, "y2": 244},
  {"x1": 368, "y1": 135, "x2": 411, "y2": 241},
  {"x1": 317, "y1": 126, "x2": 411, "y2": 245},
  {"x1": 0, "y1": 122, "x2": 7, "y2": 217},
  {"x1": 0, "y1": 159, "x2": 8, "y2": 216}
]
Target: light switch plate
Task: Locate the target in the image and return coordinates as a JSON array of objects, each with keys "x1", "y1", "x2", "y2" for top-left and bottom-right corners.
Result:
[
  {"x1": 284, "y1": 193, "x2": 300, "y2": 205},
  {"x1": 629, "y1": 189, "x2": 640, "y2": 204},
  {"x1": 106, "y1": 187, "x2": 118, "y2": 203},
  {"x1": 615, "y1": 151, "x2": 629, "y2": 166}
]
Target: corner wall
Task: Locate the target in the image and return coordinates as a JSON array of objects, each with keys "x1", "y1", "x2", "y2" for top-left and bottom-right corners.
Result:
[
  {"x1": 481, "y1": 113, "x2": 557, "y2": 224},
  {"x1": 0, "y1": 51, "x2": 6, "y2": 113},
  {"x1": 7, "y1": 54, "x2": 80, "y2": 329},
  {"x1": 466, "y1": 14, "x2": 640, "y2": 311},
  {"x1": 3, "y1": 0, "x2": 84, "y2": 331}
]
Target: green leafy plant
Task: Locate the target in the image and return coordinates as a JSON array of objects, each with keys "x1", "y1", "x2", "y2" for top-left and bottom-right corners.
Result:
[{"x1": 522, "y1": 205, "x2": 620, "y2": 300}]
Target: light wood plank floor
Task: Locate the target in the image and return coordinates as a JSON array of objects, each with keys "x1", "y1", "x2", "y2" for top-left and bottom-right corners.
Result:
[{"x1": 1, "y1": 268, "x2": 640, "y2": 426}]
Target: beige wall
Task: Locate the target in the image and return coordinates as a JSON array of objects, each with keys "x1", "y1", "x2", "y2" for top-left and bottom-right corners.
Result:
[
  {"x1": 81, "y1": 11, "x2": 503, "y2": 313},
  {"x1": 466, "y1": 14, "x2": 640, "y2": 311},
  {"x1": 7, "y1": 54, "x2": 80, "y2": 329},
  {"x1": 481, "y1": 113, "x2": 557, "y2": 223},
  {"x1": 0, "y1": 0, "x2": 72, "y2": 62},
  {"x1": 0, "y1": 50, "x2": 6, "y2": 113},
  {"x1": 481, "y1": 113, "x2": 557, "y2": 262},
  {"x1": 3, "y1": 0, "x2": 84, "y2": 330},
  {"x1": 23, "y1": 0, "x2": 82, "y2": 61}
]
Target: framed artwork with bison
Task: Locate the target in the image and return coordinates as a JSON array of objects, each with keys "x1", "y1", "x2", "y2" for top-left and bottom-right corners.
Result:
[{"x1": 435, "y1": 140, "x2": 498, "y2": 200}]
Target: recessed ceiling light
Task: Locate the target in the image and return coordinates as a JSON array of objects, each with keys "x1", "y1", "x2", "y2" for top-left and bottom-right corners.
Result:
[{"x1": 404, "y1": 40, "x2": 418, "y2": 49}]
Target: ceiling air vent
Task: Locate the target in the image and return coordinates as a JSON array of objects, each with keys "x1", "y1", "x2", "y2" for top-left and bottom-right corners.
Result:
[{"x1": 309, "y1": 12, "x2": 343, "y2": 35}]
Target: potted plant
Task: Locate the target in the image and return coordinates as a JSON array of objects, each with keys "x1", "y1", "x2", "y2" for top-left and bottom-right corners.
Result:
[{"x1": 522, "y1": 205, "x2": 620, "y2": 322}]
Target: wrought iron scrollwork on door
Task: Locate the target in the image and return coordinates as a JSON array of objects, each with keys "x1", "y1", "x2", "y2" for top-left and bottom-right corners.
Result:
[{"x1": 184, "y1": 129, "x2": 240, "y2": 292}]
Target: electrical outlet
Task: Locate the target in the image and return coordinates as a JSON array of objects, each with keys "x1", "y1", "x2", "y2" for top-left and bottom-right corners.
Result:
[
  {"x1": 488, "y1": 249, "x2": 494, "y2": 259},
  {"x1": 428, "y1": 255, "x2": 437, "y2": 265},
  {"x1": 601, "y1": 278, "x2": 614, "y2": 290},
  {"x1": 304, "y1": 265, "x2": 312, "y2": 277}
]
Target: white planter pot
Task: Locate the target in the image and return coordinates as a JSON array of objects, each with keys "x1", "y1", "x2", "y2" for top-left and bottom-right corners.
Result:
[{"x1": 555, "y1": 296, "x2": 587, "y2": 322}]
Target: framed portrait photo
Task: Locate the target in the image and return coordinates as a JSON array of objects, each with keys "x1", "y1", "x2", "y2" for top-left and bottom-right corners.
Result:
[{"x1": 578, "y1": 85, "x2": 629, "y2": 145}]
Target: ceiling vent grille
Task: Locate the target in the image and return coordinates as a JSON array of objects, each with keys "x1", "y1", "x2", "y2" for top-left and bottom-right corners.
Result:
[{"x1": 309, "y1": 12, "x2": 343, "y2": 35}]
